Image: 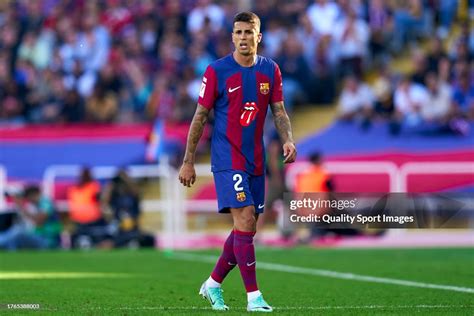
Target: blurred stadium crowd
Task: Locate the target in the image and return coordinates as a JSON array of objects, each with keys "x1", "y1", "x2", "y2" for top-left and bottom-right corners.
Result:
[{"x1": 0, "y1": 0, "x2": 472, "y2": 128}]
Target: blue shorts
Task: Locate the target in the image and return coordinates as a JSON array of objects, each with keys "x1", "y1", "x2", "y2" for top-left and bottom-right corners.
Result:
[{"x1": 213, "y1": 170, "x2": 265, "y2": 214}]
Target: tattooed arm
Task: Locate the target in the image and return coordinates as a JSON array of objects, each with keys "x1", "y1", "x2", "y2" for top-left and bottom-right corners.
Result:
[
  {"x1": 179, "y1": 104, "x2": 210, "y2": 187},
  {"x1": 270, "y1": 101, "x2": 297, "y2": 163}
]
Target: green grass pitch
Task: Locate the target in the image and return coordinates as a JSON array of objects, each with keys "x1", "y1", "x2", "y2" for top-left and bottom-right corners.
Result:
[{"x1": 0, "y1": 247, "x2": 473, "y2": 315}]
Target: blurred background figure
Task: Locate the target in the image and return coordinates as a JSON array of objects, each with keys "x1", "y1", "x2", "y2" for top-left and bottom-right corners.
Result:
[
  {"x1": 0, "y1": 185, "x2": 61, "y2": 250},
  {"x1": 337, "y1": 74, "x2": 374, "y2": 129},
  {"x1": 392, "y1": 75, "x2": 430, "y2": 134},
  {"x1": 295, "y1": 152, "x2": 333, "y2": 197},
  {"x1": 102, "y1": 169, "x2": 154, "y2": 248},
  {"x1": 294, "y1": 152, "x2": 335, "y2": 242},
  {"x1": 372, "y1": 65, "x2": 395, "y2": 119},
  {"x1": 333, "y1": 7, "x2": 369, "y2": 78},
  {"x1": 67, "y1": 167, "x2": 111, "y2": 249},
  {"x1": 257, "y1": 128, "x2": 293, "y2": 241},
  {"x1": 421, "y1": 71, "x2": 452, "y2": 133},
  {"x1": 367, "y1": 0, "x2": 394, "y2": 66}
]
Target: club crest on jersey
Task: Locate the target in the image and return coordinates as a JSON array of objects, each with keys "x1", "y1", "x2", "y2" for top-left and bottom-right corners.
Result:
[
  {"x1": 236, "y1": 192, "x2": 246, "y2": 202},
  {"x1": 259, "y1": 82, "x2": 270, "y2": 95},
  {"x1": 240, "y1": 102, "x2": 259, "y2": 127}
]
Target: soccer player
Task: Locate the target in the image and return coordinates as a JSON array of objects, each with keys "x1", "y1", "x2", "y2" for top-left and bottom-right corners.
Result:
[{"x1": 178, "y1": 12, "x2": 296, "y2": 312}]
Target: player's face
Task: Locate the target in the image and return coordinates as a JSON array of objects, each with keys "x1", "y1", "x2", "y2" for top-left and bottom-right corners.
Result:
[{"x1": 232, "y1": 21, "x2": 262, "y2": 56}]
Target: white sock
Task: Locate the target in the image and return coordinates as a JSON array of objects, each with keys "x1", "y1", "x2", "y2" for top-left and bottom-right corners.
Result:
[
  {"x1": 206, "y1": 276, "x2": 221, "y2": 288},
  {"x1": 247, "y1": 290, "x2": 262, "y2": 302}
]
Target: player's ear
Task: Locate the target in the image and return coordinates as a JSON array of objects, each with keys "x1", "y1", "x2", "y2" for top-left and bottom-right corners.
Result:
[{"x1": 257, "y1": 33, "x2": 262, "y2": 43}]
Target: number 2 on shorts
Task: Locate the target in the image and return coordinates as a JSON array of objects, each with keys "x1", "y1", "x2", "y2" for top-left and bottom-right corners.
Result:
[{"x1": 233, "y1": 174, "x2": 243, "y2": 192}]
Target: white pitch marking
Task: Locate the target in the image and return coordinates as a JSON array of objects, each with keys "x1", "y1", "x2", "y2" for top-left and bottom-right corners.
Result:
[
  {"x1": 170, "y1": 253, "x2": 474, "y2": 294},
  {"x1": 0, "y1": 272, "x2": 127, "y2": 280},
  {"x1": 86, "y1": 305, "x2": 473, "y2": 311}
]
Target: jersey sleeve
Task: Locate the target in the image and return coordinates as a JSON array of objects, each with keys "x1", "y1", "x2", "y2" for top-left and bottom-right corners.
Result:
[
  {"x1": 198, "y1": 65, "x2": 218, "y2": 110},
  {"x1": 271, "y1": 63, "x2": 284, "y2": 104}
]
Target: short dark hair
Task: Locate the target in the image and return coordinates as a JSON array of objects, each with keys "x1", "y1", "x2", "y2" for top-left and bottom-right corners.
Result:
[
  {"x1": 309, "y1": 152, "x2": 322, "y2": 164},
  {"x1": 233, "y1": 11, "x2": 261, "y2": 32},
  {"x1": 23, "y1": 185, "x2": 40, "y2": 198}
]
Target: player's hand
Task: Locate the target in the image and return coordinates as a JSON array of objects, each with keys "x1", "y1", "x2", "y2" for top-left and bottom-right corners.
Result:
[
  {"x1": 178, "y1": 162, "x2": 196, "y2": 187},
  {"x1": 282, "y1": 142, "x2": 297, "y2": 163}
]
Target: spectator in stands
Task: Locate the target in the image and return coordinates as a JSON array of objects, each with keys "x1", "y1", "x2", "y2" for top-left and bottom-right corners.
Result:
[
  {"x1": 60, "y1": 89, "x2": 84, "y2": 123},
  {"x1": 452, "y1": 70, "x2": 474, "y2": 120},
  {"x1": 145, "y1": 74, "x2": 175, "y2": 121},
  {"x1": 367, "y1": 0, "x2": 393, "y2": 65},
  {"x1": 67, "y1": 167, "x2": 110, "y2": 248},
  {"x1": 311, "y1": 36, "x2": 337, "y2": 104},
  {"x1": 296, "y1": 13, "x2": 317, "y2": 69},
  {"x1": 392, "y1": 0, "x2": 432, "y2": 53},
  {"x1": 0, "y1": 185, "x2": 61, "y2": 250},
  {"x1": 426, "y1": 37, "x2": 447, "y2": 74},
  {"x1": 337, "y1": 74, "x2": 375, "y2": 129},
  {"x1": 0, "y1": 81, "x2": 24, "y2": 124},
  {"x1": 306, "y1": 0, "x2": 340, "y2": 40},
  {"x1": 262, "y1": 18, "x2": 286, "y2": 59},
  {"x1": 421, "y1": 72, "x2": 452, "y2": 131},
  {"x1": 333, "y1": 8, "x2": 370, "y2": 78},
  {"x1": 437, "y1": 56, "x2": 452, "y2": 84},
  {"x1": 85, "y1": 84, "x2": 119, "y2": 123},
  {"x1": 32, "y1": 70, "x2": 66, "y2": 123},
  {"x1": 76, "y1": 9, "x2": 110, "y2": 73},
  {"x1": 275, "y1": 28, "x2": 310, "y2": 111},
  {"x1": 457, "y1": 21, "x2": 474, "y2": 55},
  {"x1": 437, "y1": 0, "x2": 459, "y2": 39},
  {"x1": 372, "y1": 66, "x2": 395, "y2": 119},
  {"x1": 187, "y1": 0, "x2": 225, "y2": 36},
  {"x1": 173, "y1": 83, "x2": 196, "y2": 123},
  {"x1": 410, "y1": 49, "x2": 429, "y2": 85},
  {"x1": 450, "y1": 40, "x2": 472, "y2": 68},
  {"x1": 392, "y1": 75, "x2": 430, "y2": 134}
]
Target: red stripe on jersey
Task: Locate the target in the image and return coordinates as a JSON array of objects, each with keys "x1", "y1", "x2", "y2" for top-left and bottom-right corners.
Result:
[
  {"x1": 254, "y1": 72, "x2": 271, "y2": 175},
  {"x1": 226, "y1": 72, "x2": 246, "y2": 170},
  {"x1": 271, "y1": 64, "x2": 284, "y2": 104}
]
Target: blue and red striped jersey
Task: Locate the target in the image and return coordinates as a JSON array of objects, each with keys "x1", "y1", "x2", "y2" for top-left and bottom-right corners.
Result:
[{"x1": 198, "y1": 53, "x2": 283, "y2": 176}]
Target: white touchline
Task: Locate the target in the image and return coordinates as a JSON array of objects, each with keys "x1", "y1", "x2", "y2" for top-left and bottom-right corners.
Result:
[
  {"x1": 170, "y1": 253, "x2": 474, "y2": 294},
  {"x1": 86, "y1": 305, "x2": 473, "y2": 311}
]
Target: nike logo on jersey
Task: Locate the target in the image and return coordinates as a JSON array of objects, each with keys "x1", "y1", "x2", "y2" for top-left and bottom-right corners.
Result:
[
  {"x1": 247, "y1": 261, "x2": 256, "y2": 267},
  {"x1": 228, "y1": 86, "x2": 241, "y2": 93},
  {"x1": 228, "y1": 262, "x2": 237, "y2": 266},
  {"x1": 258, "y1": 204, "x2": 264, "y2": 209}
]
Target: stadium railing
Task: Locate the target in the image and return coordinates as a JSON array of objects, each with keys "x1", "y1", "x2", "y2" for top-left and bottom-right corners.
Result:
[
  {"x1": 399, "y1": 162, "x2": 474, "y2": 192},
  {"x1": 42, "y1": 163, "x2": 181, "y2": 246},
  {"x1": 38, "y1": 161, "x2": 474, "y2": 245}
]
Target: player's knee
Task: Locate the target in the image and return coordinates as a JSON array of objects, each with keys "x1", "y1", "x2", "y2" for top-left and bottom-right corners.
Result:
[
  {"x1": 242, "y1": 208, "x2": 257, "y2": 230},
  {"x1": 240, "y1": 215, "x2": 256, "y2": 230},
  {"x1": 233, "y1": 206, "x2": 257, "y2": 231}
]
